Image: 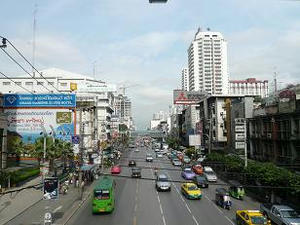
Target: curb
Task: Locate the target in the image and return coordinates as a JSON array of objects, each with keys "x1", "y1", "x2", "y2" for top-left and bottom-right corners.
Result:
[
  {"x1": 62, "y1": 189, "x2": 92, "y2": 225},
  {"x1": 2, "y1": 197, "x2": 43, "y2": 225}
]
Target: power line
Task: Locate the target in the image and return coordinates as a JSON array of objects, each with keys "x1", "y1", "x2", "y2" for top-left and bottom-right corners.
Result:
[
  {"x1": 2, "y1": 37, "x2": 60, "y2": 92},
  {"x1": 0, "y1": 71, "x2": 34, "y2": 94},
  {"x1": 0, "y1": 48, "x2": 53, "y2": 93}
]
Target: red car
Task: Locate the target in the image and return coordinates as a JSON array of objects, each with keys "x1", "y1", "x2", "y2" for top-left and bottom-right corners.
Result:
[
  {"x1": 192, "y1": 164, "x2": 203, "y2": 175},
  {"x1": 111, "y1": 165, "x2": 121, "y2": 174}
]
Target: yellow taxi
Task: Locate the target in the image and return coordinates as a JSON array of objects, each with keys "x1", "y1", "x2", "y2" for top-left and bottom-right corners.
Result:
[
  {"x1": 236, "y1": 210, "x2": 271, "y2": 225},
  {"x1": 181, "y1": 182, "x2": 202, "y2": 199}
]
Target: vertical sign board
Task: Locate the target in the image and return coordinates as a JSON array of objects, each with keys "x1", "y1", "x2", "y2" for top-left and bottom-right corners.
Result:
[
  {"x1": 43, "y1": 177, "x2": 59, "y2": 200},
  {"x1": 234, "y1": 118, "x2": 246, "y2": 153},
  {"x1": 189, "y1": 134, "x2": 201, "y2": 146}
]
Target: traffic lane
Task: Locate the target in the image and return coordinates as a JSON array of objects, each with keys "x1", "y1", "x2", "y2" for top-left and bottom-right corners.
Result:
[
  {"x1": 66, "y1": 175, "x2": 137, "y2": 225},
  {"x1": 165, "y1": 163, "x2": 235, "y2": 225},
  {"x1": 134, "y1": 163, "x2": 164, "y2": 225},
  {"x1": 151, "y1": 158, "x2": 199, "y2": 225}
]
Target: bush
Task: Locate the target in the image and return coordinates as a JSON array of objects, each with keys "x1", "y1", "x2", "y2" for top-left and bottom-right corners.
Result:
[{"x1": 9, "y1": 167, "x2": 40, "y2": 186}]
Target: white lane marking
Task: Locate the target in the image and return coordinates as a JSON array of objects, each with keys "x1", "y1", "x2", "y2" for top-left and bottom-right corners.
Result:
[
  {"x1": 151, "y1": 164, "x2": 167, "y2": 225},
  {"x1": 166, "y1": 171, "x2": 200, "y2": 225},
  {"x1": 225, "y1": 216, "x2": 235, "y2": 225},
  {"x1": 192, "y1": 215, "x2": 200, "y2": 225},
  {"x1": 52, "y1": 205, "x2": 62, "y2": 213}
]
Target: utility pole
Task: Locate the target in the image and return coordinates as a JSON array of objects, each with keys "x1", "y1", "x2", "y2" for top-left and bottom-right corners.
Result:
[
  {"x1": 78, "y1": 107, "x2": 83, "y2": 199},
  {"x1": 32, "y1": 4, "x2": 37, "y2": 76}
]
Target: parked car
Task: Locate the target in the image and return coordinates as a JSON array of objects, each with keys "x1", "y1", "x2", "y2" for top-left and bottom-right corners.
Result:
[
  {"x1": 236, "y1": 210, "x2": 271, "y2": 225},
  {"x1": 128, "y1": 160, "x2": 136, "y2": 167},
  {"x1": 155, "y1": 173, "x2": 171, "y2": 191},
  {"x1": 181, "y1": 167, "x2": 196, "y2": 180},
  {"x1": 192, "y1": 175, "x2": 208, "y2": 188},
  {"x1": 111, "y1": 165, "x2": 121, "y2": 174},
  {"x1": 260, "y1": 204, "x2": 300, "y2": 225},
  {"x1": 131, "y1": 167, "x2": 142, "y2": 178}
]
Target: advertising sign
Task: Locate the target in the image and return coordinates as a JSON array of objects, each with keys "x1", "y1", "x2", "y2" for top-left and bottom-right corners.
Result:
[
  {"x1": 4, "y1": 94, "x2": 76, "y2": 108},
  {"x1": 235, "y1": 142, "x2": 245, "y2": 149},
  {"x1": 43, "y1": 177, "x2": 59, "y2": 200},
  {"x1": 173, "y1": 90, "x2": 206, "y2": 105},
  {"x1": 235, "y1": 133, "x2": 245, "y2": 141},
  {"x1": 235, "y1": 125, "x2": 245, "y2": 133},
  {"x1": 5, "y1": 108, "x2": 74, "y2": 144},
  {"x1": 189, "y1": 134, "x2": 201, "y2": 146}
]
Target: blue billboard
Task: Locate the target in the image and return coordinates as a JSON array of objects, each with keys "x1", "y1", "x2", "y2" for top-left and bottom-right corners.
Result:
[{"x1": 3, "y1": 94, "x2": 76, "y2": 108}]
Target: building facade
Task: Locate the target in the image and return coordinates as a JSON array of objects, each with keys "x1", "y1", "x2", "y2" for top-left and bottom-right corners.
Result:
[
  {"x1": 181, "y1": 68, "x2": 189, "y2": 91},
  {"x1": 188, "y1": 29, "x2": 229, "y2": 95},
  {"x1": 230, "y1": 78, "x2": 269, "y2": 98}
]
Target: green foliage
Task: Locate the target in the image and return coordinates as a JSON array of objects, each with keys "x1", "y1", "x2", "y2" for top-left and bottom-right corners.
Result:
[
  {"x1": 5, "y1": 167, "x2": 40, "y2": 186},
  {"x1": 185, "y1": 147, "x2": 197, "y2": 159},
  {"x1": 166, "y1": 136, "x2": 180, "y2": 150}
]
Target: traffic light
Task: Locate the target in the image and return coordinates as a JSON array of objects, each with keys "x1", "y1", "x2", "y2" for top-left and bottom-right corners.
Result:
[{"x1": 43, "y1": 177, "x2": 59, "y2": 200}]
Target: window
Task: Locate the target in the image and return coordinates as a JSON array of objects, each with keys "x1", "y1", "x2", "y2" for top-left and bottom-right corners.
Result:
[
  {"x1": 60, "y1": 82, "x2": 67, "y2": 87},
  {"x1": 15, "y1": 82, "x2": 21, "y2": 85},
  {"x1": 3, "y1": 82, "x2": 10, "y2": 85},
  {"x1": 25, "y1": 82, "x2": 33, "y2": 85},
  {"x1": 37, "y1": 82, "x2": 44, "y2": 85},
  {"x1": 48, "y1": 82, "x2": 54, "y2": 85}
]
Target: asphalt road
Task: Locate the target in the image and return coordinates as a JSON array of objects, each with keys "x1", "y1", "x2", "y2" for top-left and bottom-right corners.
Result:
[{"x1": 66, "y1": 146, "x2": 260, "y2": 225}]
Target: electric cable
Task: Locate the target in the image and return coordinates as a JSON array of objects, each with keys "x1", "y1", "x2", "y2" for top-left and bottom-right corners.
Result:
[{"x1": 0, "y1": 71, "x2": 34, "y2": 94}]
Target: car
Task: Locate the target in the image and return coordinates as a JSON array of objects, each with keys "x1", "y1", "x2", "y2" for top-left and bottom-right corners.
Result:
[
  {"x1": 155, "y1": 148, "x2": 160, "y2": 152},
  {"x1": 204, "y1": 170, "x2": 217, "y2": 182},
  {"x1": 192, "y1": 164, "x2": 204, "y2": 175},
  {"x1": 204, "y1": 166, "x2": 214, "y2": 172},
  {"x1": 111, "y1": 165, "x2": 121, "y2": 174},
  {"x1": 146, "y1": 153, "x2": 153, "y2": 162},
  {"x1": 156, "y1": 153, "x2": 163, "y2": 158},
  {"x1": 182, "y1": 156, "x2": 191, "y2": 164},
  {"x1": 193, "y1": 175, "x2": 208, "y2": 188},
  {"x1": 236, "y1": 210, "x2": 271, "y2": 225},
  {"x1": 172, "y1": 159, "x2": 182, "y2": 166},
  {"x1": 134, "y1": 149, "x2": 140, "y2": 152},
  {"x1": 131, "y1": 167, "x2": 142, "y2": 178},
  {"x1": 181, "y1": 182, "x2": 202, "y2": 199},
  {"x1": 197, "y1": 155, "x2": 206, "y2": 163},
  {"x1": 128, "y1": 160, "x2": 136, "y2": 167},
  {"x1": 181, "y1": 167, "x2": 196, "y2": 180},
  {"x1": 155, "y1": 174, "x2": 171, "y2": 191}
]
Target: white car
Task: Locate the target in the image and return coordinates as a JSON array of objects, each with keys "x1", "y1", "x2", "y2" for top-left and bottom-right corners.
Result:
[
  {"x1": 156, "y1": 153, "x2": 163, "y2": 158},
  {"x1": 203, "y1": 167, "x2": 217, "y2": 182},
  {"x1": 197, "y1": 155, "x2": 206, "y2": 163},
  {"x1": 204, "y1": 166, "x2": 214, "y2": 172},
  {"x1": 134, "y1": 149, "x2": 140, "y2": 152}
]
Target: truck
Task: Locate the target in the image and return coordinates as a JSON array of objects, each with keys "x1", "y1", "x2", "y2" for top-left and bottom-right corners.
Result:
[{"x1": 260, "y1": 204, "x2": 300, "y2": 225}]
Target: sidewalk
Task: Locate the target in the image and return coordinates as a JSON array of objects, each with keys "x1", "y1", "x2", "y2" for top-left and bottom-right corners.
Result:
[
  {"x1": 0, "y1": 176, "x2": 43, "y2": 225},
  {"x1": 1, "y1": 176, "x2": 95, "y2": 225}
]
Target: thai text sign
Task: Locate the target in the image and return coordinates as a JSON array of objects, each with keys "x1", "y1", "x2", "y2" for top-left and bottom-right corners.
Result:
[{"x1": 4, "y1": 94, "x2": 76, "y2": 108}]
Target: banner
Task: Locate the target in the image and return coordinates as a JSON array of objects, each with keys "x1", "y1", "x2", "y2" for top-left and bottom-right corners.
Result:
[
  {"x1": 173, "y1": 90, "x2": 206, "y2": 105},
  {"x1": 4, "y1": 94, "x2": 76, "y2": 108},
  {"x1": 5, "y1": 108, "x2": 74, "y2": 144}
]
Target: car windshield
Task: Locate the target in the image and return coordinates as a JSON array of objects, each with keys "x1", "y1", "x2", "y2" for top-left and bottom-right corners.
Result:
[
  {"x1": 281, "y1": 210, "x2": 300, "y2": 218},
  {"x1": 196, "y1": 176, "x2": 205, "y2": 181},
  {"x1": 206, "y1": 171, "x2": 215, "y2": 176},
  {"x1": 184, "y1": 168, "x2": 192, "y2": 173},
  {"x1": 250, "y1": 216, "x2": 267, "y2": 224},
  {"x1": 188, "y1": 185, "x2": 198, "y2": 191},
  {"x1": 94, "y1": 190, "x2": 110, "y2": 200},
  {"x1": 158, "y1": 177, "x2": 168, "y2": 182}
]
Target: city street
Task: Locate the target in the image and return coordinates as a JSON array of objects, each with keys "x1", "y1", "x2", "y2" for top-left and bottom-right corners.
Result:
[{"x1": 67, "y1": 146, "x2": 260, "y2": 225}]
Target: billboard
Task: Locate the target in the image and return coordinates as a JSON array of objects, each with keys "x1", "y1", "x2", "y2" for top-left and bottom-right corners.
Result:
[
  {"x1": 173, "y1": 90, "x2": 206, "y2": 105},
  {"x1": 4, "y1": 94, "x2": 76, "y2": 108},
  {"x1": 189, "y1": 134, "x2": 201, "y2": 146},
  {"x1": 5, "y1": 108, "x2": 75, "y2": 143}
]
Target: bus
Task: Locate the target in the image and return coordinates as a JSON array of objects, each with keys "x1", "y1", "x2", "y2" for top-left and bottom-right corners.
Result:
[{"x1": 92, "y1": 176, "x2": 115, "y2": 213}]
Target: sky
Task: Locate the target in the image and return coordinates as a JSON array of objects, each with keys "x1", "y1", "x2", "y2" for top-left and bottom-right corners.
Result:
[{"x1": 1, "y1": 0, "x2": 300, "y2": 129}]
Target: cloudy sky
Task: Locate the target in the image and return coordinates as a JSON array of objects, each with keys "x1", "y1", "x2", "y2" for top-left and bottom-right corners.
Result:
[{"x1": 1, "y1": 0, "x2": 300, "y2": 129}]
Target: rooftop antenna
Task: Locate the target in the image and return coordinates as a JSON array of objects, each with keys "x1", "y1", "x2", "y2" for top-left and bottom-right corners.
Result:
[
  {"x1": 93, "y1": 61, "x2": 97, "y2": 80},
  {"x1": 32, "y1": 3, "x2": 38, "y2": 77},
  {"x1": 274, "y1": 71, "x2": 278, "y2": 93}
]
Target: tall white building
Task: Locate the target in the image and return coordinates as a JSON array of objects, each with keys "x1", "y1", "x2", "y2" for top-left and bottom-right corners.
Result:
[
  {"x1": 229, "y1": 78, "x2": 269, "y2": 98},
  {"x1": 188, "y1": 29, "x2": 229, "y2": 95},
  {"x1": 181, "y1": 68, "x2": 189, "y2": 91}
]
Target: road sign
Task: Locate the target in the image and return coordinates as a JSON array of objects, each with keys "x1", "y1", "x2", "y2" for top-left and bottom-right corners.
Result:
[{"x1": 72, "y1": 135, "x2": 80, "y2": 144}]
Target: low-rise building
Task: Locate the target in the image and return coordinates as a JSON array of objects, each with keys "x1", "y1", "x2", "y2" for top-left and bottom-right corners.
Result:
[
  {"x1": 248, "y1": 86, "x2": 300, "y2": 166},
  {"x1": 230, "y1": 78, "x2": 269, "y2": 98}
]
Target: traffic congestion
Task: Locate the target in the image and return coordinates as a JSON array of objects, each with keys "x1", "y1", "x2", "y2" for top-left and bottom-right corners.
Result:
[{"x1": 65, "y1": 137, "x2": 300, "y2": 225}]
